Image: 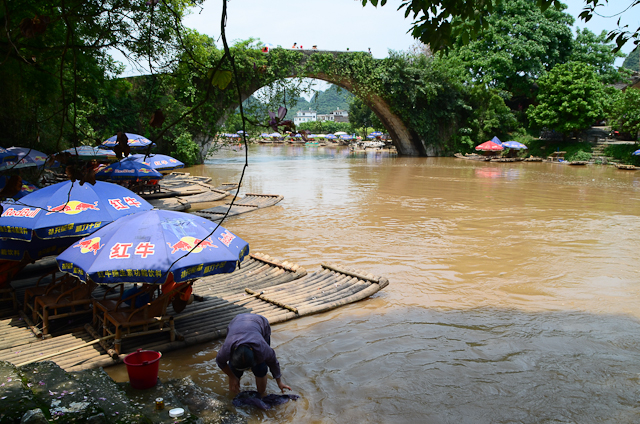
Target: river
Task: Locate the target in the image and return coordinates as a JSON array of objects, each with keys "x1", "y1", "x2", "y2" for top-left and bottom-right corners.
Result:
[{"x1": 107, "y1": 144, "x2": 640, "y2": 423}]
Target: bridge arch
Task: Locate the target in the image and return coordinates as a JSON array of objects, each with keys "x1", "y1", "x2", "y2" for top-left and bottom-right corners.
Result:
[{"x1": 213, "y1": 49, "x2": 439, "y2": 156}]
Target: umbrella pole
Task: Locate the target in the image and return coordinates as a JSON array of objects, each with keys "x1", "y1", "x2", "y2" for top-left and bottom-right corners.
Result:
[{"x1": 14, "y1": 334, "x2": 115, "y2": 367}]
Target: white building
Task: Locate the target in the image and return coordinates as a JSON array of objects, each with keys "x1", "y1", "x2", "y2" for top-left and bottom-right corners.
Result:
[{"x1": 293, "y1": 108, "x2": 317, "y2": 125}]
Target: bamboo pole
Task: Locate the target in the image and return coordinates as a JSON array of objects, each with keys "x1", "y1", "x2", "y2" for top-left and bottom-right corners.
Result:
[
  {"x1": 84, "y1": 324, "x2": 118, "y2": 358},
  {"x1": 14, "y1": 334, "x2": 115, "y2": 367},
  {"x1": 245, "y1": 288, "x2": 298, "y2": 314},
  {"x1": 321, "y1": 263, "x2": 381, "y2": 284},
  {"x1": 18, "y1": 310, "x2": 42, "y2": 338}
]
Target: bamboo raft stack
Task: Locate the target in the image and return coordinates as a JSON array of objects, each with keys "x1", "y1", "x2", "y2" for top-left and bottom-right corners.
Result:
[
  {"x1": 0, "y1": 253, "x2": 389, "y2": 372},
  {"x1": 193, "y1": 193, "x2": 284, "y2": 222}
]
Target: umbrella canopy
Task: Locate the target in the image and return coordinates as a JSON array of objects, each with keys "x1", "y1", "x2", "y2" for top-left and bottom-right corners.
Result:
[
  {"x1": 632, "y1": 149, "x2": 640, "y2": 156},
  {"x1": 0, "y1": 176, "x2": 38, "y2": 199},
  {"x1": 95, "y1": 157, "x2": 163, "y2": 181},
  {"x1": 340, "y1": 135, "x2": 353, "y2": 140},
  {"x1": 56, "y1": 209, "x2": 250, "y2": 285},
  {"x1": 260, "y1": 133, "x2": 270, "y2": 137},
  {"x1": 269, "y1": 132, "x2": 281, "y2": 137},
  {"x1": 3, "y1": 147, "x2": 49, "y2": 168},
  {"x1": 129, "y1": 154, "x2": 184, "y2": 172},
  {"x1": 475, "y1": 141, "x2": 504, "y2": 151},
  {"x1": 325, "y1": 134, "x2": 336, "y2": 139},
  {"x1": 490, "y1": 136, "x2": 503, "y2": 146},
  {"x1": 502, "y1": 141, "x2": 528, "y2": 150},
  {"x1": 368, "y1": 131, "x2": 383, "y2": 137},
  {"x1": 102, "y1": 133, "x2": 155, "y2": 150},
  {"x1": 0, "y1": 180, "x2": 153, "y2": 241},
  {"x1": 62, "y1": 146, "x2": 117, "y2": 161},
  {"x1": 0, "y1": 147, "x2": 18, "y2": 165},
  {"x1": 0, "y1": 233, "x2": 81, "y2": 262}
]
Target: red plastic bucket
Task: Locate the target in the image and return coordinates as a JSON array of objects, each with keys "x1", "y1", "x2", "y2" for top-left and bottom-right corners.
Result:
[{"x1": 123, "y1": 349, "x2": 162, "y2": 389}]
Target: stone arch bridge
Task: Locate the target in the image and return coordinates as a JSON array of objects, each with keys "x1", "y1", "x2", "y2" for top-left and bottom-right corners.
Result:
[{"x1": 218, "y1": 49, "x2": 437, "y2": 156}]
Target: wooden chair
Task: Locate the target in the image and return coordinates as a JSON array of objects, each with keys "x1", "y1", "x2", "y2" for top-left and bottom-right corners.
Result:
[
  {"x1": 100, "y1": 283, "x2": 189, "y2": 353},
  {"x1": 24, "y1": 271, "x2": 77, "y2": 316},
  {"x1": 92, "y1": 284, "x2": 156, "y2": 327},
  {"x1": 33, "y1": 279, "x2": 96, "y2": 335}
]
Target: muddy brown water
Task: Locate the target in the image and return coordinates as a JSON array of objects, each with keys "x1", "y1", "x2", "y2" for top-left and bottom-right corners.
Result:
[{"x1": 106, "y1": 145, "x2": 640, "y2": 423}]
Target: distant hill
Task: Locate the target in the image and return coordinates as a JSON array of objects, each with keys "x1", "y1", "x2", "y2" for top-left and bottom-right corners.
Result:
[
  {"x1": 286, "y1": 85, "x2": 354, "y2": 118},
  {"x1": 622, "y1": 48, "x2": 639, "y2": 72}
]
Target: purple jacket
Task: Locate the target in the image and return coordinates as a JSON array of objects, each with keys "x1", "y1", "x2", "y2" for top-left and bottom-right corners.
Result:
[{"x1": 216, "y1": 314, "x2": 282, "y2": 379}]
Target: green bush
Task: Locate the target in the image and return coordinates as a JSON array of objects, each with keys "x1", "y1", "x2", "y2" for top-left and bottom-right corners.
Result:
[
  {"x1": 603, "y1": 143, "x2": 640, "y2": 165},
  {"x1": 171, "y1": 132, "x2": 200, "y2": 167},
  {"x1": 567, "y1": 150, "x2": 592, "y2": 161}
]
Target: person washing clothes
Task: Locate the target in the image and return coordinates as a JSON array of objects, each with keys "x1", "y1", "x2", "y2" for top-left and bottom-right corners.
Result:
[{"x1": 216, "y1": 313, "x2": 291, "y2": 397}]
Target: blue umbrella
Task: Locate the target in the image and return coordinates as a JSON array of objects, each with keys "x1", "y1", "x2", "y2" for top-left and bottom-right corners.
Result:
[
  {"x1": 325, "y1": 134, "x2": 336, "y2": 139},
  {"x1": 0, "y1": 233, "x2": 81, "y2": 262},
  {"x1": 56, "y1": 210, "x2": 250, "y2": 285},
  {"x1": 260, "y1": 133, "x2": 270, "y2": 137},
  {"x1": 102, "y1": 133, "x2": 155, "y2": 150},
  {"x1": 368, "y1": 131, "x2": 383, "y2": 137},
  {"x1": 3, "y1": 147, "x2": 49, "y2": 168},
  {"x1": 490, "y1": 136, "x2": 503, "y2": 146},
  {"x1": 0, "y1": 176, "x2": 38, "y2": 199},
  {"x1": 502, "y1": 141, "x2": 528, "y2": 150},
  {"x1": 269, "y1": 132, "x2": 281, "y2": 137},
  {"x1": 129, "y1": 154, "x2": 184, "y2": 172},
  {"x1": 0, "y1": 180, "x2": 152, "y2": 241},
  {"x1": 0, "y1": 147, "x2": 18, "y2": 165},
  {"x1": 632, "y1": 149, "x2": 640, "y2": 156},
  {"x1": 340, "y1": 135, "x2": 353, "y2": 140},
  {"x1": 62, "y1": 146, "x2": 117, "y2": 161},
  {"x1": 95, "y1": 157, "x2": 163, "y2": 181}
]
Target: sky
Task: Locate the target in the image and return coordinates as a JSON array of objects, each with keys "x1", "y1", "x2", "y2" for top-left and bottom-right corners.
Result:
[{"x1": 183, "y1": 0, "x2": 638, "y2": 63}]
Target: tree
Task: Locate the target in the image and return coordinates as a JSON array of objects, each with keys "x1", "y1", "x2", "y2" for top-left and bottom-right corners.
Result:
[
  {"x1": 527, "y1": 62, "x2": 610, "y2": 138},
  {"x1": 364, "y1": 0, "x2": 639, "y2": 52},
  {"x1": 0, "y1": 0, "x2": 199, "y2": 151},
  {"x1": 608, "y1": 88, "x2": 640, "y2": 141},
  {"x1": 570, "y1": 28, "x2": 627, "y2": 83},
  {"x1": 446, "y1": 0, "x2": 574, "y2": 99},
  {"x1": 348, "y1": 97, "x2": 383, "y2": 137}
]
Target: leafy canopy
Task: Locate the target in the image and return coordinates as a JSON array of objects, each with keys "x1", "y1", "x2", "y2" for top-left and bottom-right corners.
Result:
[
  {"x1": 364, "y1": 0, "x2": 639, "y2": 52},
  {"x1": 526, "y1": 62, "x2": 611, "y2": 137}
]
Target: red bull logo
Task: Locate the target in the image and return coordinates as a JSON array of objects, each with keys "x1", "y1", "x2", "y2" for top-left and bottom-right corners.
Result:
[
  {"x1": 46, "y1": 200, "x2": 99, "y2": 215},
  {"x1": 1, "y1": 207, "x2": 40, "y2": 218},
  {"x1": 167, "y1": 236, "x2": 218, "y2": 254},
  {"x1": 74, "y1": 236, "x2": 103, "y2": 255}
]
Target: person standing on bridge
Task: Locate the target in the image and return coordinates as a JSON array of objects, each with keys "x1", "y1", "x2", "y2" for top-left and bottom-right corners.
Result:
[
  {"x1": 291, "y1": 42, "x2": 297, "y2": 49},
  {"x1": 216, "y1": 313, "x2": 292, "y2": 397}
]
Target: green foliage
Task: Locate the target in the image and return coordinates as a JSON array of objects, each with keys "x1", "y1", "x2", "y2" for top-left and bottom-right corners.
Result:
[
  {"x1": 608, "y1": 88, "x2": 640, "y2": 141},
  {"x1": 567, "y1": 149, "x2": 592, "y2": 161},
  {"x1": 348, "y1": 97, "x2": 383, "y2": 137},
  {"x1": 622, "y1": 48, "x2": 639, "y2": 72},
  {"x1": 570, "y1": 29, "x2": 627, "y2": 83},
  {"x1": 171, "y1": 132, "x2": 200, "y2": 167},
  {"x1": 603, "y1": 143, "x2": 640, "y2": 166},
  {"x1": 0, "y1": 0, "x2": 199, "y2": 152},
  {"x1": 446, "y1": 0, "x2": 574, "y2": 98},
  {"x1": 297, "y1": 121, "x2": 352, "y2": 134},
  {"x1": 366, "y1": 0, "x2": 639, "y2": 52},
  {"x1": 525, "y1": 137, "x2": 592, "y2": 159},
  {"x1": 527, "y1": 62, "x2": 609, "y2": 137}
]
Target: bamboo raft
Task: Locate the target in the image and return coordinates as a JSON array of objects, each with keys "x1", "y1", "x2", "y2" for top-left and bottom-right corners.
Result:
[
  {"x1": 615, "y1": 163, "x2": 637, "y2": 170},
  {"x1": 0, "y1": 253, "x2": 389, "y2": 372},
  {"x1": 568, "y1": 161, "x2": 589, "y2": 166},
  {"x1": 192, "y1": 193, "x2": 284, "y2": 222}
]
